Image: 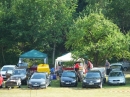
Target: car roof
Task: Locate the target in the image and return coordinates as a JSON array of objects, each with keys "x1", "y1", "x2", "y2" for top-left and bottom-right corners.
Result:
[
  {"x1": 63, "y1": 70, "x2": 75, "y2": 72},
  {"x1": 14, "y1": 68, "x2": 26, "y2": 70},
  {"x1": 110, "y1": 70, "x2": 123, "y2": 72},
  {"x1": 33, "y1": 72, "x2": 47, "y2": 75},
  {"x1": 2, "y1": 65, "x2": 16, "y2": 67},
  {"x1": 110, "y1": 63, "x2": 122, "y2": 66}
]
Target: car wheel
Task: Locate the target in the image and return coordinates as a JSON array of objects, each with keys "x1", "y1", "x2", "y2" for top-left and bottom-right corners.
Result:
[
  {"x1": 82, "y1": 84, "x2": 86, "y2": 88},
  {"x1": 19, "y1": 85, "x2": 21, "y2": 88},
  {"x1": 122, "y1": 82, "x2": 126, "y2": 85},
  {"x1": 103, "y1": 78, "x2": 106, "y2": 83},
  {"x1": 0, "y1": 85, "x2": 2, "y2": 88},
  {"x1": 74, "y1": 82, "x2": 78, "y2": 87},
  {"x1": 60, "y1": 83, "x2": 62, "y2": 87},
  {"x1": 5, "y1": 86, "x2": 8, "y2": 88},
  {"x1": 99, "y1": 83, "x2": 102, "y2": 88}
]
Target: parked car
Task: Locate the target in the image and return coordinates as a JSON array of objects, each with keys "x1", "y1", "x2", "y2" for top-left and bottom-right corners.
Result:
[
  {"x1": 17, "y1": 62, "x2": 28, "y2": 69},
  {"x1": 11, "y1": 68, "x2": 28, "y2": 85},
  {"x1": 118, "y1": 61, "x2": 130, "y2": 71},
  {"x1": 0, "y1": 73, "x2": 4, "y2": 88},
  {"x1": 60, "y1": 70, "x2": 78, "y2": 87},
  {"x1": 106, "y1": 63, "x2": 124, "y2": 75},
  {"x1": 1, "y1": 65, "x2": 17, "y2": 80},
  {"x1": 82, "y1": 70, "x2": 105, "y2": 88},
  {"x1": 27, "y1": 72, "x2": 51, "y2": 89},
  {"x1": 108, "y1": 70, "x2": 126, "y2": 85},
  {"x1": 5, "y1": 76, "x2": 21, "y2": 88}
]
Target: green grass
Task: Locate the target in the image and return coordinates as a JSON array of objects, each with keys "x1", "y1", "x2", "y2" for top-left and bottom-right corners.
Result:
[{"x1": 0, "y1": 74, "x2": 130, "y2": 97}]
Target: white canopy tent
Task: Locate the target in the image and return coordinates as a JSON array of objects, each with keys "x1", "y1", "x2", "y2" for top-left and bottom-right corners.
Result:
[{"x1": 54, "y1": 52, "x2": 85, "y2": 71}]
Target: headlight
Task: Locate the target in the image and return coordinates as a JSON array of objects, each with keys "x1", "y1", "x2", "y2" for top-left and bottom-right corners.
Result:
[
  {"x1": 72, "y1": 80, "x2": 76, "y2": 82},
  {"x1": 108, "y1": 80, "x2": 113, "y2": 82},
  {"x1": 83, "y1": 79, "x2": 86, "y2": 82},
  {"x1": 96, "y1": 79, "x2": 101, "y2": 82},
  {"x1": 61, "y1": 80, "x2": 64, "y2": 82},
  {"x1": 41, "y1": 81, "x2": 46, "y2": 84},
  {"x1": 120, "y1": 78, "x2": 125, "y2": 82}
]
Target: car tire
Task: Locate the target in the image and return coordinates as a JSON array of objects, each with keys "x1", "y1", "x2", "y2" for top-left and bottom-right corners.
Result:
[
  {"x1": 82, "y1": 84, "x2": 86, "y2": 88},
  {"x1": 19, "y1": 85, "x2": 21, "y2": 88},
  {"x1": 99, "y1": 83, "x2": 102, "y2": 88},
  {"x1": 74, "y1": 82, "x2": 78, "y2": 87},
  {"x1": 5, "y1": 86, "x2": 8, "y2": 88},
  {"x1": 0, "y1": 85, "x2": 2, "y2": 88},
  {"x1": 60, "y1": 83, "x2": 62, "y2": 87}
]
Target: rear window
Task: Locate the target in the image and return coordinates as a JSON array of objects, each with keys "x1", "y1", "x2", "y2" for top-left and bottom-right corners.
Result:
[
  {"x1": 86, "y1": 72, "x2": 101, "y2": 78},
  {"x1": 109, "y1": 72, "x2": 123, "y2": 77},
  {"x1": 62, "y1": 71, "x2": 76, "y2": 77}
]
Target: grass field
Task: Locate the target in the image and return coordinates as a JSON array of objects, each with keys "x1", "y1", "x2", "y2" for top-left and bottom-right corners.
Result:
[{"x1": 0, "y1": 73, "x2": 130, "y2": 97}]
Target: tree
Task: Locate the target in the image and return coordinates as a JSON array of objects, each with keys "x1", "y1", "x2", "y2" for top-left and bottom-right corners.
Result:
[
  {"x1": 105, "y1": 0, "x2": 130, "y2": 33},
  {"x1": 65, "y1": 13, "x2": 128, "y2": 66}
]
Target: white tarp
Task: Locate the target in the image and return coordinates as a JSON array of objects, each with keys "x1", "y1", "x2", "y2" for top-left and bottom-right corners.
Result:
[{"x1": 54, "y1": 52, "x2": 85, "y2": 71}]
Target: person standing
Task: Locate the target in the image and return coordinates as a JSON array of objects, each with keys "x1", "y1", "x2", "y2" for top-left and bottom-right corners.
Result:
[
  {"x1": 105, "y1": 60, "x2": 110, "y2": 75},
  {"x1": 74, "y1": 62, "x2": 80, "y2": 72},
  {"x1": 105, "y1": 60, "x2": 110, "y2": 69},
  {"x1": 87, "y1": 60, "x2": 93, "y2": 71}
]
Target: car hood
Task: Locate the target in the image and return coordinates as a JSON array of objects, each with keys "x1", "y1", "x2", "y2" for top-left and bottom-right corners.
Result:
[
  {"x1": 12, "y1": 75, "x2": 25, "y2": 78},
  {"x1": 29, "y1": 79, "x2": 45, "y2": 83},
  {"x1": 61, "y1": 77, "x2": 76, "y2": 81},
  {"x1": 108, "y1": 76, "x2": 124, "y2": 80},
  {"x1": 1, "y1": 71, "x2": 6, "y2": 75}
]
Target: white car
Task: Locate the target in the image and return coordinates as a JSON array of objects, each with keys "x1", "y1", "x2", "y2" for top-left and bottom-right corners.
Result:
[
  {"x1": 108, "y1": 70, "x2": 126, "y2": 85},
  {"x1": 1, "y1": 65, "x2": 17, "y2": 79}
]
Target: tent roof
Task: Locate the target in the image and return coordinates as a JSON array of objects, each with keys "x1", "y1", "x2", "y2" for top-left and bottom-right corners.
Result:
[
  {"x1": 19, "y1": 49, "x2": 47, "y2": 58},
  {"x1": 56, "y1": 52, "x2": 74, "y2": 62}
]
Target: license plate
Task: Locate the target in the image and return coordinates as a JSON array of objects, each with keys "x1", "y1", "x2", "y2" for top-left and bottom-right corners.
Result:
[
  {"x1": 89, "y1": 83, "x2": 94, "y2": 85},
  {"x1": 33, "y1": 85, "x2": 39, "y2": 86},
  {"x1": 66, "y1": 82, "x2": 70, "y2": 84}
]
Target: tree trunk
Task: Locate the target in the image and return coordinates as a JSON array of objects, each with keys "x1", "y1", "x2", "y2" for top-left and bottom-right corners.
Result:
[
  {"x1": 52, "y1": 43, "x2": 56, "y2": 67},
  {"x1": 1, "y1": 46, "x2": 6, "y2": 64}
]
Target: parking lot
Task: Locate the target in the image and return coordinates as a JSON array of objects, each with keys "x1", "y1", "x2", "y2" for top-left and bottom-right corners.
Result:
[{"x1": 0, "y1": 72, "x2": 130, "y2": 97}]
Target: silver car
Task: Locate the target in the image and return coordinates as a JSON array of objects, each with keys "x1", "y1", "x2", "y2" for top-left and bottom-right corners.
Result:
[{"x1": 108, "y1": 70, "x2": 126, "y2": 85}]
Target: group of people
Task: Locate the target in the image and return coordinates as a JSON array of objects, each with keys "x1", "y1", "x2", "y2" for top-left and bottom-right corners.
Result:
[
  {"x1": 55, "y1": 59, "x2": 110, "y2": 76},
  {"x1": 74, "y1": 59, "x2": 93, "y2": 73}
]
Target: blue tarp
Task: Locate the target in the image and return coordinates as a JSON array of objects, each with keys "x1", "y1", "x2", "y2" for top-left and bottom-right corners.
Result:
[{"x1": 19, "y1": 49, "x2": 47, "y2": 59}]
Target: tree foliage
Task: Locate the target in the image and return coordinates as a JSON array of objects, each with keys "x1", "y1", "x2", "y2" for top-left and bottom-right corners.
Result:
[{"x1": 66, "y1": 13, "x2": 128, "y2": 66}]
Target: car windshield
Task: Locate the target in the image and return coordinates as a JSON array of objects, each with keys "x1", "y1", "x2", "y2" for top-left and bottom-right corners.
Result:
[
  {"x1": 86, "y1": 72, "x2": 100, "y2": 78},
  {"x1": 62, "y1": 71, "x2": 76, "y2": 77},
  {"x1": 10, "y1": 76, "x2": 19, "y2": 80},
  {"x1": 110, "y1": 65, "x2": 121, "y2": 69},
  {"x1": 31, "y1": 73, "x2": 45, "y2": 79},
  {"x1": 18, "y1": 63, "x2": 28, "y2": 67},
  {"x1": 109, "y1": 72, "x2": 123, "y2": 77},
  {"x1": 1, "y1": 67, "x2": 14, "y2": 71},
  {"x1": 13, "y1": 70, "x2": 26, "y2": 75}
]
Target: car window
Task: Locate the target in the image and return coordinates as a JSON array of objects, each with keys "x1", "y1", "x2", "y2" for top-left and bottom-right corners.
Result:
[
  {"x1": 18, "y1": 63, "x2": 28, "y2": 67},
  {"x1": 86, "y1": 72, "x2": 101, "y2": 78},
  {"x1": 13, "y1": 70, "x2": 26, "y2": 75},
  {"x1": 109, "y1": 72, "x2": 123, "y2": 77},
  {"x1": 110, "y1": 65, "x2": 121, "y2": 69},
  {"x1": 31, "y1": 73, "x2": 45, "y2": 79},
  {"x1": 1, "y1": 67, "x2": 14, "y2": 71},
  {"x1": 62, "y1": 71, "x2": 76, "y2": 77}
]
